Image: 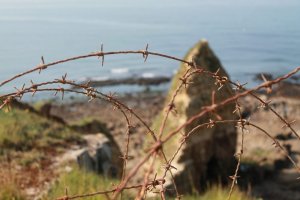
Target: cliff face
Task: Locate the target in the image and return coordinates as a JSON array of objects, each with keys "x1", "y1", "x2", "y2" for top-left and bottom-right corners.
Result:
[{"x1": 153, "y1": 40, "x2": 237, "y2": 194}]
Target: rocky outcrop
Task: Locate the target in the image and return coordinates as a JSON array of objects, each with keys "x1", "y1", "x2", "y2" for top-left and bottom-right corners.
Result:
[
  {"x1": 74, "y1": 76, "x2": 171, "y2": 88},
  {"x1": 152, "y1": 40, "x2": 237, "y2": 194},
  {"x1": 39, "y1": 103, "x2": 65, "y2": 124},
  {"x1": 10, "y1": 100, "x2": 65, "y2": 124},
  {"x1": 77, "y1": 134, "x2": 122, "y2": 178}
]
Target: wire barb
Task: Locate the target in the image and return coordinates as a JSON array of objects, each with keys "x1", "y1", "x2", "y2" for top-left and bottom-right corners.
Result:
[
  {"x1": 100, "y1": 43, "x2": 104, "y2": 66},
  {"x1": 143, "y1": 43, "x2": 149, "y2": 62}
]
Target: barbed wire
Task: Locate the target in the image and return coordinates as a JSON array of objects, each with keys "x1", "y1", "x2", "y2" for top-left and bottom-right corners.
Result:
[{"x1": 0, "y1": 46, "x2": 299, "y2": 200}]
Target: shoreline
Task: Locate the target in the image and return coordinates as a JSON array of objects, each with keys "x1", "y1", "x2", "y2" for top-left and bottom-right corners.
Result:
[{"x1": 20, "y1": 71, "x2": 300, "y2": 103}]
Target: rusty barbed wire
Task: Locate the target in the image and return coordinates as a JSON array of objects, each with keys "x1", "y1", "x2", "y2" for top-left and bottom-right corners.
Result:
[{"x1": 0, "y1": 46, "x2": 299, "y2": 200}]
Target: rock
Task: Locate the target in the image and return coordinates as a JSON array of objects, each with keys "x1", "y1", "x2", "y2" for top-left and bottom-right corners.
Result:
[
  {"x1": 74, "y1": 76, "x2": 171, "y2": 88},
  {"x1": 71, "y1": 120, "x2": 110, "y2": 135},
  {"x1": 253, "y1": 73, "x2": 274, "y2": 82},
  {"x1": 10, "y1": 99, "x2": 65, "y2": 124},
  {"x1": 11, "y1": 99, "x2": 37, "y2": 113},
  {"x1": 40, "y1": 103, "x2": 65, "y2": 124},
  {"x1": 275, "y1": 132, "x2": 295, "y2": 141},
  {"x1": 77, "y1": 151, "x2": 95, "y2": 172},
  {"x1": 151, "y1": 40, "x2": 237, "y2": 194},
  {"x1": 77, "y1": 134, "x2": 122, "y2": 178},
  {"x1": 40, "y1": 103, "x2": 52, "y2": 117}
]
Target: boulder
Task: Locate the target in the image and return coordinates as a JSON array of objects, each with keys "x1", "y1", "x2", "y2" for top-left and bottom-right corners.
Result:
[
  {"x1": 40, "y1": 103, "x2": 65, "y2": 124},
  {"x1": 77, "y1": 134, "x2": 122, "y2": 178},
  {"x1": 152, "y1": 40, "x2": 237, "y2": 194}
]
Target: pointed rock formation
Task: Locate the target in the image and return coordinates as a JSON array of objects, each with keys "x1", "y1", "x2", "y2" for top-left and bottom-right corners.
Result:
[{"x1": 152, "y1": 40, "x2": 237, "y2": 194}]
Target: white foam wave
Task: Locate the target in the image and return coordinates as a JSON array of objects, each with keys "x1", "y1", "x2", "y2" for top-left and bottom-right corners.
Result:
[
  {"x1": 92, "y1": 76, "x2": 109, "y2": 81},
  {"x1": 111, "y1": 68, "x2": 129, "y2": 74},
  {"x1": 141, "y1": 73, "x2": 155, "y2": 78}
]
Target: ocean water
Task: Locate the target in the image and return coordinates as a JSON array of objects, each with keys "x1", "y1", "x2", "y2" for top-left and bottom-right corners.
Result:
[{"x1": 0, "y1": 0, "x2": 299, "y2": 95}]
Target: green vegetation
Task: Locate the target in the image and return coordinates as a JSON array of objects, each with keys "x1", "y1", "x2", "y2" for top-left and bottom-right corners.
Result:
[
  {"x1": 0, "y1": 184, "x2": 25, "y2": 200},
  {"x1": 183, "y1": 185, "x2": 258, "y2": 200},
  {"x1": 147, "y1": 185, "x2": 258, "y2": 200},
  {"x1": 45, "y1": 166, "x2": 120, "y2": 200},
  {"x1": 45, "y1": 166, "x2": 257, "y2": 200},
  {"x1": 0, "y1": 108, "x2": 81, "y2": 156},
  {"x1": 0, "y1": 106, "x2": 82, "y2": 199},
  {"x1": 0, "y1": 96, "x2": 258, "y2": 200},
  {"x1": 32, "y1": 99, "x2": 55, "y2": 111}
]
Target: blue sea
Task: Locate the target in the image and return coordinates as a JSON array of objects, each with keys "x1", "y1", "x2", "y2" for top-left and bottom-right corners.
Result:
[{"x1": 0, "y1": 0, "x2": 299, "y2": 96}]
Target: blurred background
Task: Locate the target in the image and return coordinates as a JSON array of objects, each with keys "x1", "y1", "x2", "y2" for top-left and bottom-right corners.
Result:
[
  {"x1": 0, "y1": 0, "x2": 299, "y2": 93},
  {"x1": 1, "y1": 1, "x2": 300, "y2": 200}
]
